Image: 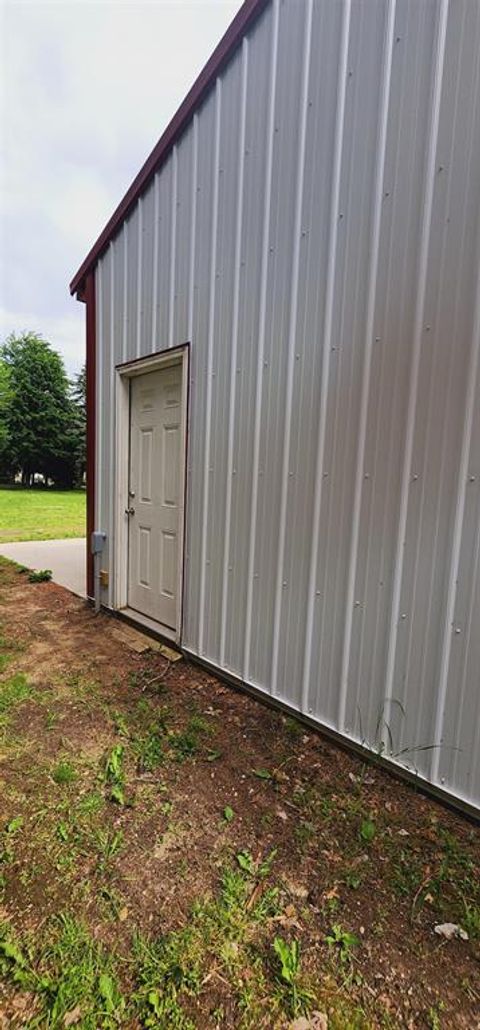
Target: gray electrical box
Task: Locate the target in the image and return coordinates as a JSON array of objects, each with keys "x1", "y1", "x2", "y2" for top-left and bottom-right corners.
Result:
[{"x1": 91, "y1": 531, "x2": 107, "y2": 555}]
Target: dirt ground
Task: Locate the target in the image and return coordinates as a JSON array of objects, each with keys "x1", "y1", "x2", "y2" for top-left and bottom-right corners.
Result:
[{"x1": 0, "y1": 557, "x2": 478, "y2": 1028}]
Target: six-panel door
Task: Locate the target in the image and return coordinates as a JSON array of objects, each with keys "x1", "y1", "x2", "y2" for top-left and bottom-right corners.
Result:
[{"x1": 127, "y1": 364, "x2": 182, "y2": 628}]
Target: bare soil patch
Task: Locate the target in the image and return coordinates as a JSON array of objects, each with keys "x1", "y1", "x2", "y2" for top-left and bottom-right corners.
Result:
[{"x1": 0, "y1": 558, "x2": 478, "y2": 1028}]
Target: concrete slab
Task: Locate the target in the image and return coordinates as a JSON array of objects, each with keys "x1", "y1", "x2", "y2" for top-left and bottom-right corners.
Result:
[{"x1": 0, "y1": 538, "x2": 86, "y2": 597}]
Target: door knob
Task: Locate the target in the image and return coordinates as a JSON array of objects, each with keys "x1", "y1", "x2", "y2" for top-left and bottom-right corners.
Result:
[{"x1": 125, "y1": 506, "x2": 135, "y2": 516}]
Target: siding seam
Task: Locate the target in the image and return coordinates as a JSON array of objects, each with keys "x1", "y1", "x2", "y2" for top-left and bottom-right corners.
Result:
[
  {"x1": 271, "y1": 0, "x2": 314, "y2": 697},
  {"x1": 382, "y1": 0, "x2": 450, "y2": 750},
  {"x1": 301, "y1": 0, "x2": 352, "y2": 716},
  {"x1": 243, "y1": 0, "x2": 280, "y2": 680},
  {"x1": 338, "y1": 0, "x2": 397, "y2": 732},
  {"x1": 220, "y1": 37, "x2": 249, "y2": 667},
  {"x1": 198, "y1": 80, "x2": 222, "y2": 655}
]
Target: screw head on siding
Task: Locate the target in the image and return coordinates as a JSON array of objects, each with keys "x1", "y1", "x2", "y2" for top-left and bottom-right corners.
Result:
[
  {"x1": 468, "y1": 475, "x2": 476, "y2": 482},
  {"x1": 401, "y1": 613, "x2": 407, "y2": 620},
  {"x1": 454, "y1": 627, "x2": 461, "y2": 634}
]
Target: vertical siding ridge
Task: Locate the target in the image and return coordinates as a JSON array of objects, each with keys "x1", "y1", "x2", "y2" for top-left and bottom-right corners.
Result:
[
  {"x1": 96, "y1": 263, "x2": 103, "y2": 532},
  {"x1": 109, "y1": 243, "x2": 115, "y2": 603},
  {"x1": 382, "y1": 0, "x2": 450, "y2": 749},
  {"x1": 243, "y1": 0, "x2": 280, "y2": 679},
  {"x1": 464, "y1": 507, "x2": 480, "y2": 794},
  {"x1": 151, "y1": 174, "x2": 160, "y2": 349},
  {"x1": 136, "y1": 197, "x2": 143, "y2": 357},
  {"x1": 430, "y1": 259, "x2": 480, "y2": 783},
  {"x1": 168, "y1": 147, "x2": 178, "y2": 348},
  {"x1": 270, "y1": 0, "x2": 314, "y2": 697},
  {"x1": 405, "y1": 8, "x2": 476, "y2": 758},
  {"x1": 122, "y1": 222, "x2": 128, "y2": 362},
  {"x1": 188, "y1": 115, "x2": 199, "y2": 341},
  {"x1": 337, "y1": 0, "x2": 397, "y2": 731},
  {"x1": 198, "y1": 80, "x2": 222, "y2": 655},
  {"x1": 220, "y1": 38, "x2": 249, "y2": 667},
  {"x1": 301, "y1": 0, "x2": 351, "y2": 715}
]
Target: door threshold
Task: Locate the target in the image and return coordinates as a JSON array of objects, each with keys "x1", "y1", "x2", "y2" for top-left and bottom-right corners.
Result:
[{"x1": 120, "y1": 607, "x2": 178, "y2": 645}]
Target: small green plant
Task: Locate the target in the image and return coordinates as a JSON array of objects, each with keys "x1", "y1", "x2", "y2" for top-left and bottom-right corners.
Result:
[
  {"x1": 359, "y1": 818, "x2": 376, "y2": 843},
  {"x1": 0, "y1": 672, "x2": 32, "y2": 730},
  {"x1": 326, "y1": 924, "x2": 360, "y2": 964},
  {"x1": 0, "y1": 914, "x2": 125, "y2": 1025},
  {"x1": 427, "y1": 1000, "x2": 445, "y2": 1029},
  {"x1": 52, "y1": 760, "x2": 77, "y2": 785},
  {"x1": 169, "y1": 715, "x2": 208, "y2": 762},
  {"x1": 134, "y1": 726, "x2": 164, "y2": 773},
  {"x1": 112, "y1": 710, "x2": 130, "y2": 737},
  {"x1": 94, "y1": 828, "x2": 124, "y2": 870},
  {"x1": 223, "y1": 806, "x2": 234, "y2": 823},
  {"x1": 272, "y1": 937, "x2": 312, "y2": 1016},
  {"x1": 5, "y1": 816, "x2": 23, "y2": 835},
  {"x1": 28, "y1": 568, "x2": 52, "y2": 583},
  {"x1": 236, "y1": 850, "x2": 255, "y2": 875},
  {"x1": 104, "y1": 744, "x2": 125, "y2": 804},
  {"x1": 462, "y1": 898, "x2": 480, "y2": 940},
  {"x1": 252, "y1": 768, "x2": 273, "y2": 781}
]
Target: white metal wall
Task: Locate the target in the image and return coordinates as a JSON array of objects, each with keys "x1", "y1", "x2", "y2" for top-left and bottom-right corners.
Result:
[{"x1": 95, "y1": 0, "x2": 480, "y2": 811}]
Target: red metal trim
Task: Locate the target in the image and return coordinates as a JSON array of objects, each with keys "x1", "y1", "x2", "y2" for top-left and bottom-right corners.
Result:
[
  {"x1": 85, "y1": 270, "x2": 96, "y2": 599},
  {"x1": 70, "y1": 0, "x2": 268, "y2": 297}
]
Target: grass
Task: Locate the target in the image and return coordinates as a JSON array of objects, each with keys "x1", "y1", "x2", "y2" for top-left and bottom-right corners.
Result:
[
  {"x1": 0, "y1": 556, "x2": 479, "y2": 1028},
  {"x1": 0, "y1": 486, "x2": 85, "y2": 543}
]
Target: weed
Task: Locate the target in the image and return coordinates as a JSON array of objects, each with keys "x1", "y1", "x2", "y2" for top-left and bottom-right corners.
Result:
[
  {"x1": 112, "y1": 710, "x2": 129, "y2": 737},
  {"x1": 45, "y1": 709, "x2": 58, "y2": 730},
  {"x1": 77, "y1": 791, "x2": 105, "y2": 817},
  {"x1": 169, "y1": 715, "x2": 209, "y2": 761},
  {"x1": 0, "y1": 913, "x2": 125, "y2": 1027},
  {"x1": 359, "y1": 818, "x2": 376, "y2": 843},
  {"x1": 223, "y1": 805, "x2": 234, "y2": 823},
  {"x1": 0, "y1": 672, "x2": 31, "y2": 731},
  {"x1": 94, "y1": 828, "x2": 124, "y2": 870},
  {"x1": 284, "y1": 716, "x2": 303, "y2": 740},
  {"x1": 133, "y1": 725, "x2": 164, "y2": 773},
  {"x1": 462, "y1": 898, "x2": 480, "y2": 939},
  {"x1": 133, "y1": 929, "x2": 200, "y2": 1028},
  {"x1": 52, "y1": 760, "x2": 77, "y2": 785},
  {"x1": 427, "y1": 1000, "x2": 445, "y2": 1029},
  {"x1": 326, "y1": 924, "x2": 360, "y2": 964},
  {"x1": 295, "y1": 819, "x2": 315, "y2": 851},
  {"x1": 28, "y1": 568, "x2": 52, "y2": 583},
  {"x1": 272, "y1": 937, "x2": 313, "y2": 1017},
  {"x1": 252, "y1": 767, "x2": 273, "y2": 780},
  {"x1": 103, "y1": 744, "x2": 125, "y2": 805},
  {"x1": 236, "y1": 849, "x2": 255, "y2": 875},
  {"x1": 5, "y1": 816, "x2": 23, "y2": 835}
]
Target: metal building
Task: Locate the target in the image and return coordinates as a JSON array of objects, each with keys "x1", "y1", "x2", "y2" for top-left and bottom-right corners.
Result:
[{"x1": 71, "y1": 0, "x2": 480, "y2": 815}]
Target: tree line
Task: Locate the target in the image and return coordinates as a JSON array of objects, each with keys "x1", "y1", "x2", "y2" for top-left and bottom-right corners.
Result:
[{"x1": 0, "y1": 332, "x2": 86, "y2": 488}]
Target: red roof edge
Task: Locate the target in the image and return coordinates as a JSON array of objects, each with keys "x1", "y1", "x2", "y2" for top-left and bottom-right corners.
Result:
[{"x1": 70, "y1": 0, "x2": 268, "y2": 297}]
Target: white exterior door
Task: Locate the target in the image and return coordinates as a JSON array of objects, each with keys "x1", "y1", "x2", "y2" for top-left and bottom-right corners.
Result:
[{"x1": 127, "y1": 364, "x2": 183, "y2": 629}]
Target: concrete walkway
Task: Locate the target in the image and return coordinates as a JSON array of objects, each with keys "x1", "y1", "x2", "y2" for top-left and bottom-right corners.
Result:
[{"x1": 0, "y1": 538, "x2": 86, "y2": 597}]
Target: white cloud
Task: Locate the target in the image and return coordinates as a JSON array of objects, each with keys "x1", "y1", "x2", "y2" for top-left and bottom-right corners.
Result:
[{"x1": 1, "y1": 0, "x2": 242, "y2": 368}]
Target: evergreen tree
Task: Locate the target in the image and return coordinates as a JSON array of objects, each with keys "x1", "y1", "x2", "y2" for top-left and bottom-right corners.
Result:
[{"x1": 0, "y1": 332, "x2": 83, "y2": 487}]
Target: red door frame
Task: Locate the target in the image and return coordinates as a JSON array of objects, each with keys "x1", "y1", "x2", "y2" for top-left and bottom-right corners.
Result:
[{"x1": 85, "y1": 271, "x2": 96, "y2": 599}]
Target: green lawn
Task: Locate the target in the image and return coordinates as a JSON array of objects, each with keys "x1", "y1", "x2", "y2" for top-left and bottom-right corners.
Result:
[{"x1": 0, "y1": 487, "x2": 86, "y2": 543}]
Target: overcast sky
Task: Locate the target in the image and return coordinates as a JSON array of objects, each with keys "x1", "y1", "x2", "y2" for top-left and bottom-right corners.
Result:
[{"x1": 1, "y1": 0, "x2": 242, "y2": 376}]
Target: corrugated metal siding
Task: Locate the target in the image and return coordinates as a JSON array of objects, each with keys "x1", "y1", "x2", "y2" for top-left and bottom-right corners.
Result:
[{"x1": 95, "y1": 0, "x2": 480, "y2": 811}]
